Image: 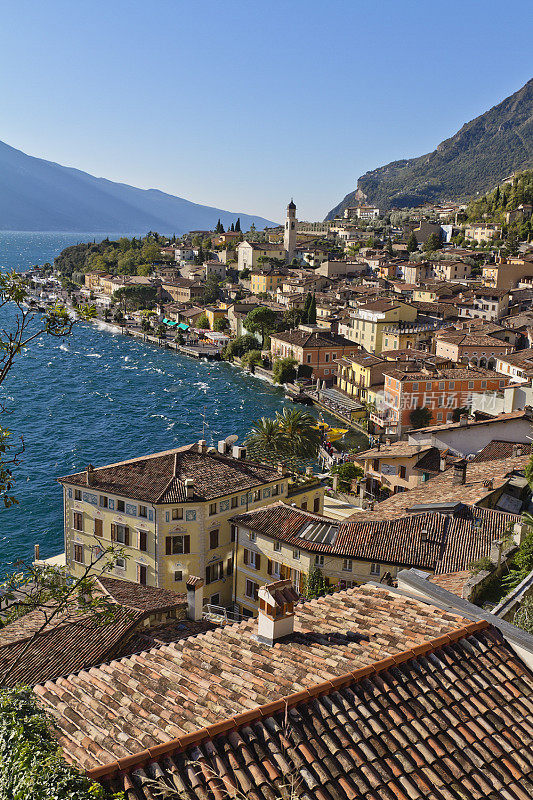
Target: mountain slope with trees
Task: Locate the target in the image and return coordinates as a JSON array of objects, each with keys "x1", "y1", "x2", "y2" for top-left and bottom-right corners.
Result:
[
  {"x1": 327, "y1": 78, "x2": 533, "y2": 217},
  {"x1": 0, "y1": 139, "x2": 276, "y2": 233}
]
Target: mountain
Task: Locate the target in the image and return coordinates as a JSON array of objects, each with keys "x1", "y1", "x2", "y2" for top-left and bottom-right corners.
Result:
[
  {"x1": 0, "y1": 140, "x2": 277, "y2": 233},
  {"x1": 327, "y1": 78, "x2": 533, "y2": 218}
]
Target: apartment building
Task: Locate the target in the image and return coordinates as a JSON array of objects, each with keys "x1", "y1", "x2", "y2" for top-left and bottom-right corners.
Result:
[
  {"x1": 270, "y1": 326, "x2": 358, "y2": 380},
  {"x1": 59, "y1": 440, "x2": 324, "y2": 607},
  {"x1": 237, "y1": 241, "x2": 286, "y2": 271},
  {"x1": 336, "y1": 352, "x2": 387, "y2": 403},
  {"x1": 354, "y1": 441, "x2": 441, "y2": 496},
  {"x1": 345, "y1": 299, "x2": 417, "y2": 353},
  {"x1": 380, "y1": 366, "x2": 509, "y2": 434},
  {"x1": 250, "y1": 267, "x2": 287, "y2": 295},
  {"x1": 434, "y1": 331, "x2": 514, "y2": 367}
]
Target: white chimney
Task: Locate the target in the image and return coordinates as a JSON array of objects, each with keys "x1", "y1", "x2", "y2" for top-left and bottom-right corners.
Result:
[
  {"x1": 198, "y1": 439, "x2": 207, "y2": 453},
  {"x1": 232, "y1": 445, "x2": 247, "y2": 459},
  {"x1": 218, "y1": 440, "x2": 228, "y2": 455},
  {"x1": 184, "y1": 478, "x2": 194, "y2": 499},
  {"x1": 256, "y1": 579, "x2": 299, "y2": 646},
  {"x1": 186, "y1": 576, "x2": 204, "y2": 621}
]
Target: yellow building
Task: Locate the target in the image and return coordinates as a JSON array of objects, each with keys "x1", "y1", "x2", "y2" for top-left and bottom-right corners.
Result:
[
  {"x1": 231, "y1": 503, "x2": 410, "y2": 616},
  {"x1": 354, "y1": 441, "x2": 440, "y2": 497},
  {"x1": 204, "y1": 306, "x2": 227, "y2": 329},
  {"x1": 251, "y1": 268, "x2": 287, "y2": 295},
  {"x1": 346, "y1": 300, "x2": 417, "y2": 354},
  {"x1": 336, "y1": 353, "x2": 387, "y2": 403},
  {"x1": 59, "y1": 441, "x2": 324, "y2": 608}
]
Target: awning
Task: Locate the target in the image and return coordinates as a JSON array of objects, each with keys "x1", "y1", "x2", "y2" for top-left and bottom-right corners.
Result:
[
  {"x1": 163, "y1": 318, "x2": 178, "y2": 327},
  {"x1": 177, "y1": 322, "x2": 190, "y2": 330}
]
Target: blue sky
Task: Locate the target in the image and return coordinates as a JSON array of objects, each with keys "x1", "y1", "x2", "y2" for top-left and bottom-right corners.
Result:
[{"x1": 1, "y1": 0, "x2": 531, "y2": 221}]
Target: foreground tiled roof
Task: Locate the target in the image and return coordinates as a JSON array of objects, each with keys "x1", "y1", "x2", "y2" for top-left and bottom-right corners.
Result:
[
  {"x1": 35, "y1": 586, "x2": 473, "y2": 771},
  {"x1": 58, "y1": 443, "x2": 283, "y2": 502},
  {"x1": 410, "y1": 409, "x2": 528, "y2": 434},
  {"x1": 233, "y1": 501, "x2": 518, "y2": 574},
  {"x1": 46, "y1": 599, "x2": 533, "y2": 800},
  {"x1": 270, "y1": 330, "x2": 354, "y2": 349},
  {"x1": 428, "y1": 570, "x2": 473, "y2": 597}
]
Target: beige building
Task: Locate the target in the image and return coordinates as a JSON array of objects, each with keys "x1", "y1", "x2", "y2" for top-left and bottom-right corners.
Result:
[
  {"x1": 237, "y1": 241, "x2": 286, "y2": 271},
  {"x1": 59, "y1": 441, "x2": 324, "y2": 609},
  {"x1": 345, "y1": 300, "x2": 417, "y2": 354},
  {"x1": 464, "y1": 224, "x2": 502, "y2": 243}
]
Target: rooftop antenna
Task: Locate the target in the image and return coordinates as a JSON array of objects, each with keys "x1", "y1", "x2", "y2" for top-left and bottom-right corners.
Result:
[{"x1": 201, "y1": 405, "x2": 207, "y2": 439}]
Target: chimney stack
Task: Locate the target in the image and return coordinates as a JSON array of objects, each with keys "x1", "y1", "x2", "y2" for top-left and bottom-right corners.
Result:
[
  {"x1": 34, "y1": 544, "x2": 40, "y2": 563},
  {"x1": 452, "y1": 459, "x2": 467, "y2": 486},
  {"x1": 459, "y1": 414, "x2": 469, "y2": 427},
  {"x1": 218, "y1": 440, "x2": 228, "y2": 455},
  {"x1": 184, "y1": 478, "x2": 194, "y2": 499},
  {"x1": 86, "y1": 464, "x2": 95, "y2": 486},
  {"x1": 256, "y1": 579, "x2": 299, "y2": 646},
  {"x1": 197, "y1": 439, "x2": 207, "y2": 454},
  {"x1": 186, "y1": 576, "x2": 204, "y2": 621}
]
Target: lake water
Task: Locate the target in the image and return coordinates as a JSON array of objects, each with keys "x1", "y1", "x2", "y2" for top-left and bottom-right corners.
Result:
[{"x1": 0, "y1": 231, "x2": 366, "y2": 574}]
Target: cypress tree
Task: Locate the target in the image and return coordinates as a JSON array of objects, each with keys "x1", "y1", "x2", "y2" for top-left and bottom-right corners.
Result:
[
  {"x1": 303, "y1": 292, "x2": 312, "y2": 323},
  {"x1": 235, "y1": 218, "x2": 241, "y2": 232},
  {"x1": 231, "y1": 223, "x2": 235, "y2": 232},
  {"x1": 308, "y1": 293, "x2": 317, "y2": 324},
  {"x1": 406, "y1": 232, "x2": 418, "y2": 253}
]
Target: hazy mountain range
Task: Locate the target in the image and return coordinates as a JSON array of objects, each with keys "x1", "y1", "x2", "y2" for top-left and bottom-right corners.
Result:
[
  {"x1": 0, "y1": 140, "x2": 277, "y2": 233},
  {"x1": 327, "y1": 78, "x2": 533, "y2": 217}
]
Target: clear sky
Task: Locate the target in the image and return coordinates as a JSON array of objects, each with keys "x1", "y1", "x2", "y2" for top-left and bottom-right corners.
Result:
[{"x1": 1, "y1": 0, "x2": 531, "y2": 222}]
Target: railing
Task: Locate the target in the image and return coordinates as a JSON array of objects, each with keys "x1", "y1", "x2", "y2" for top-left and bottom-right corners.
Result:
[{"x1": 202, "y1": 604, "x2": 243, "y2": 624}]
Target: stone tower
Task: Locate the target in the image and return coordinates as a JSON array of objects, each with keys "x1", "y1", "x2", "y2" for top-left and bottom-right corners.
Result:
[{"x1": 283, "y1": 199, "x2": 297, "y2": 261}]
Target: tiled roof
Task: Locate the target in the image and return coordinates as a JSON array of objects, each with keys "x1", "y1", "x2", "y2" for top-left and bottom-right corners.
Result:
[
  {"x1": 232, "y1": 501, "x2": 518, "y2": 574},
  {"x1": 383, "y1": 365, "x2": 499, "y2": 381},
  {"x1": 369, "y1": 455, "x2": 530, "y2": 514},
  {"x1": 410, "y1": 409, "x2": 528, "y2": 434},
  {"x1": 270, "y1": 330, "x2": 354, "y2": 349},
  {"x1": 34, "y1": 585, "x2": 476, "y2": 771},
  {"x1": 0, "y1": 605, "x2": 144, "y2": 688},
  {"x1": 58, "y1": 443, "x2": 283, "y2": 502},
  {"x1": 436, "y1": 332, "x2": 513, "y2": 347},
  {"x1": 471, "y1": 440, "x2": 533, "y2": 463},
  {"x1": 428, "y1": 570, "x2": 472, "y2": 597},
  {"x1": 496, "y1": 347, "x2": 533, "y2": 366},
  {"x1": 355, "y1": 442, "x2": 433, "y2": 460},
  {"x1": 96, "y1": 577, "x2": 185, "y2": 613}
]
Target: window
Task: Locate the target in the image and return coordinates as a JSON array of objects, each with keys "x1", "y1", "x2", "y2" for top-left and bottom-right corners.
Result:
[
  {"x1": 244, "y1": 549, "x2": 261, "y2": 570},
  {"x1": 324, "y1": 369, "x2": 329, "y2": 375},
  {"x1": 139, "y1": 505, "x2": 147, "y2": 518},
  {"x1": 253, "y1": 490, "x2": 261, "y2": 502},
  {"x1": 209, "y1": 529, "x2": 219, "y2": 549},
  {"x1": 481, "y1": 381, "x2": 487, "y2": 389},
  {"x1": 73, "y1": 511, "x2": 83, "y2": 531},
  {"x1": 293, "y1": 549, "x2": 300, "y2": 560},
  {"x1": 99, "y1": 495, "x2": 108, "y2": 508},
  {"x1": 137, "y1": 565, "x2": 147, "y2": 585},
  {"x1": 315, "y1": 555, "x2": 324, "y2": 567},
  {"x1": 210, "y1": 593, "x2": 220, "y2": 606},
  {"x1": 399, "y1": 466, "x2": 406, "y2": 480},
  {"x1": 174, "y1": 570, "x2": 183, "y2": 582},
  {"x1": 231, "y1": 524, "x2": 237, "y2": 542},
  {"x1": 205, "y1": 561, "x2": 223, "y2": 584},
  {"x1": 111, "y1": 524, "x2": 130, "y2": 545},
  {"x1": 115, "y1": 557, "x2": 126, "y2": 570},
  {"x1": 94, "y1": 518, "x2": 103, "y2": 537},
  {"x1": 117, "y1": 500, "x2": 125, "y2": 512},
  {"x1": 325, "y1": 354, "x2": 330, "y2": 363},
  {"x1": 248, "y1": 531, "x2": 256, "y2": 542},
  {"x1": 412, "y1": 382, "x2": 418, "y2": 391},
  {"x1": 267, "y1": 560, "x2": 281, "y2": 577},
  {"x1": 165, "y1": 534, "x2": 190, "y2": 554},
  {"x1": 73, "y1": 544, "x2": 84, "y2": 564},
  {"x1": 172, "y1": 508, "x2": 183, "y2": 520},
  {"x1": 313, "y1": 497, "x2": 320, "y2": 513},
  {"x1": 468, "y1": 381, "x2": 474, "y2": 389},
  {"x1": 439, "y1": 381, "x2": 445, "y2": 390},
  {"x1": 231, "y1": 496, "x2": 239, "y2": 509},
  {"x1": 226, "y1": 555, "x2": 234, "y2": 576},
  {"x1": 209, "y1": 502, "x2": 217, "y2": 516},
  {"x1": 272, "y1": 485, "x2": 279, "y2": 496},
  {"x1": 139, "y1": 530, "x2": 147, "y2": 552},
  {"x1": 307, "y1": 354, "x2": 312, "y2": 363},
  {"x1": 342, "y1": 559, "x2": 353, "y2": 572},
  {"x1": 437, "y1": 412, "x2": 443, "y2": 421},
  {"x1": 274, "y1": 541, "x2": 281, "y2": 552},
  {"x1": 74, "y1": 489, "x2": 82, "y2": 501},
  {"x1": 245, "y1": 580, "x2": 259, "y2": 600},
  {"x1": 370, "y1": 562, "x2": 380, "y2": 576}
]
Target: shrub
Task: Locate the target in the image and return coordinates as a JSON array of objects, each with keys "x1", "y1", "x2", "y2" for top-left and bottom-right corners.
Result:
[{"x1": 272, "y1": 356, "x2": 298, "y2": 384}]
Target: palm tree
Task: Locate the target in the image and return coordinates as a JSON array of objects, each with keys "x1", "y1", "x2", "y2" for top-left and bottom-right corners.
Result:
[
  {"x1": 245, "y1": 417, "x2": 283, "y2": 462},
  {"x1": 276, "y1": 408, "x2": 321, "y2": 460}
]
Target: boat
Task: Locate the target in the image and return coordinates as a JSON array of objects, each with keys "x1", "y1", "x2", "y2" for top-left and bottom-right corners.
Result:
[{"x1": 313, "y1": 420, "x2": 348, "y2": 442}]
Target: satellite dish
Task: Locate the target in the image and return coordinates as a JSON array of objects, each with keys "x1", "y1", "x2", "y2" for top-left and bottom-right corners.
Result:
[{"x1": 225, "y1": 434, "x2": 239, "y2": 446}]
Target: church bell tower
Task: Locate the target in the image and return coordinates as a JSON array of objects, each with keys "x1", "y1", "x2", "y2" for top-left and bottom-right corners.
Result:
[{"x1": 284, "y1": 199, "x2": 297, "y2": 261}]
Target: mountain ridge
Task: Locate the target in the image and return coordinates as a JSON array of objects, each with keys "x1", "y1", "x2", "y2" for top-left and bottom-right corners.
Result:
[
  {"x1": 326, "y1": 78, "x2": 533, "y2": 218},
  {"x1": 0, "y1": 139, "x2": 277, "y2": 233}
]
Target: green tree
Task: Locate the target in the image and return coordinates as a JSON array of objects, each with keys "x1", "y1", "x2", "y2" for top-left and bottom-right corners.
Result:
[
  {"x1": 513, "y1": 596, "x2": 533, "y2": 635},
  {"x1": 155, "y1": 323, "x2": 167, "y2": 339},
  {"x1": 235, "y1": 218, "x2": 241, "y2": 232},
  {"x1": 452, "y1": 406, "x2": 470, "y2": 422},
  {"x1": 213, "y1": 317, "x2": 228, "y2": 332},
  {"x1": 240, "y1": 349, "x2": 262, "y2": 369},
  {"x1": 424, "y1": 232, "x2": 442, "y2": 252},
  {"x1": 276, "y1": 407, "x2": 321, "y2": 459},
  {"x1": 245, "y1": 417, "x2": 283, "y2": 460},
  {"x1": 305, "y1": 566, "x2": 331, "y2": 600},
  {"x1": 272, "y1": 356, "x2": 298, "y2": 384},
  {"x1": 222, "y1": 334, "x2": 260, "y2": 360},
  {"x1": 201, "y1": 274, "x2": 221, "y2": 305},
  {"x1": 330, "y1": 461, "x2": 363, "y2": 491},
  {"x1": 141, "y1": 317, "x2": 152, "y2": 334},
  {"x1": 409, "y1": 407, "x2": 432, "y2": 429},
  {"x1": 307, "y1": 293, "x2": 317, "y2": 325},
  {"x1": 112, "y1": 284, "x2": 158, "y2": 311},
  {"x1": 282, "y1": 307, "x2": 302, "y2": 330},
  {"x1": 385, "y1": 237, "x2": 393, "y2": 256},
  {"x1": 243, "y1": 306, "x2": 278, "y2": 347},
  {"x1": 196, "y1": 313, "x2": 210, "y2": 329},
  {"x1": 406, "y1": 232, "x2": 418, "y2": 253}
]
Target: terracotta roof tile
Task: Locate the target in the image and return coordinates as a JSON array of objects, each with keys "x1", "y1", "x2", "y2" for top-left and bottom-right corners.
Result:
[{"x1": 470, "y1": 440, "x2": 533, "y2": 463}]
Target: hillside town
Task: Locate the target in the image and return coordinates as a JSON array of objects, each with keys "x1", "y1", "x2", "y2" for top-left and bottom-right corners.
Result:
[{"x1": 7, "y1": 179, "x2": 533, "y2": 798}]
